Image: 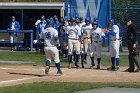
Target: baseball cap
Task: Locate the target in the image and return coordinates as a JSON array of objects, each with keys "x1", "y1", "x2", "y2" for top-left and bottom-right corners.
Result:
[{"x1": 11, "y1": 16, "x2": 15, "y2": 19}]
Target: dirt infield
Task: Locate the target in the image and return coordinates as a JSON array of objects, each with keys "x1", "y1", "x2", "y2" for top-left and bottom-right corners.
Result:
[{"x1": 0, "y1": 65, "x2": 140, "y2": 87}]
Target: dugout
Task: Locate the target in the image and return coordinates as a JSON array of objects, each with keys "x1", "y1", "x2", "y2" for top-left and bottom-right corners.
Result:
[{"x1": 0, "y1": 2, "x2": 65, "y2": 49}]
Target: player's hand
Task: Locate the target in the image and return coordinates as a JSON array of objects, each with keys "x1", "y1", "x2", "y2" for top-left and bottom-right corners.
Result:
[
  {"x1": 102, "y1": 28, "x2": 107, "y2": 33},
  {"x1": 133, "y1": 44, "x2": 137, "y2": 49}
]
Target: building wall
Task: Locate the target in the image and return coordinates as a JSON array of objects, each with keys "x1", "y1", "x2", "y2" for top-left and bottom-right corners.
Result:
[{"x1": 0, "y1": 0, "x2": 65, "y2": 2}]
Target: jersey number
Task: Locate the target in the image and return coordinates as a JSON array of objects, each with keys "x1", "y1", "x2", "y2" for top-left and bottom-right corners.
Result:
[{"x1": 45, "y1": 32, "x2": 51, "y2": 39}]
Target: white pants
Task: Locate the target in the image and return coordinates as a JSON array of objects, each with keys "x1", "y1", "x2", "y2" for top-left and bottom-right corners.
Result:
[
  {"x1": 90, "y1": 41, "x2": 102, "y2": 58},
  {"x1": 83, "y1": 38, "x2": 91, "y2": 54},
  {"x1": 68, "y1": 39, "x2": 80, "y2": 55},
  {"x1": 10, "y1": 33, "x2": 17, "y2": 43},
  {"x1": 44, "y1": 47, "x2": 60, "y2": 63},
  {"x1": 110, "y1": 40, "x2": 120, "y2": 58}
]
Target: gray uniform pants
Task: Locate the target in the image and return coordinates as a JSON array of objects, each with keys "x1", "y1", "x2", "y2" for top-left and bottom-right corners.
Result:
[{"x1": 128, "y1": 44, "x2": 140, "y2": 71}]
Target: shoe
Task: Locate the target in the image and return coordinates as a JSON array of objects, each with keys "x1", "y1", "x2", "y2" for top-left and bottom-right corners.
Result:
[
  {"x1": 75, "y1": 63, "x2": 80, "y2": 68},
  {"x1": 68, "y1": 63, "x2": 72, "y2": 69},
  {"x1": 96, "y1": 65, "x2": 100, "y2": 69},
  {"x1": 57, "y1": 70, "x2": 63, "y2": 74},
  {"x1": 107, "y1": 66, "x2": 116, "y2": 71},
  {"x1": 83, "y1": 60, "x2": 87, "y2": 64},
  {"x1": 135, "y1": 68, "x2": 140, "y2": 72},
  {"x1": 124, "y1": 68, "x2": 134, "y2": 72},
  {"x1": 45, "y1": 66, "x2": 49, "y2": 74},
  {"x1": 90, "y1": 64, "x2": 95, "y2": 69},
  {"x1": 115, "y1": 66, "x2": 120, "y2": 71}
]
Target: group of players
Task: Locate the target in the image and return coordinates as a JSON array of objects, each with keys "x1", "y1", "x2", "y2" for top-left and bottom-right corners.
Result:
[{"x1": 35, "y1": 15, "x2": 120, "y2": 74}]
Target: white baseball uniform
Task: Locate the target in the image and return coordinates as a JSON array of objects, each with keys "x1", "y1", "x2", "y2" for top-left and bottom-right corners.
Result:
[
  {"x1": 108, "y1": 25, "x2": 120, "y2": 58},
  {"x1": 81, "y1": 24, "x2": 92, "y2": 54},
  {"x1": 41, "y1": 27, "x2": 60, "y2": 63},
  {"x1": 90, "y1": 27, "x2": 105, "y2": 58},
  {"x1": 66, "y1": 24, "x2": 81, "y2": 55}
]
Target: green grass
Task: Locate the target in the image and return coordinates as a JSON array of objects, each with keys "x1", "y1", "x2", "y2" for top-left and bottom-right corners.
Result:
[
  {"x1": 0, "y1": 82, "x2": 140, "y2": 93},
  {"x1": 0, "y1": 51, "x2": 139, "y2": 66}
]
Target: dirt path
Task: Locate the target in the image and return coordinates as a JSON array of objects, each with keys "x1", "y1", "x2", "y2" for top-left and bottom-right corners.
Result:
[{"x1": 0, "y1": 65, "x2": 140, "y2": 87}]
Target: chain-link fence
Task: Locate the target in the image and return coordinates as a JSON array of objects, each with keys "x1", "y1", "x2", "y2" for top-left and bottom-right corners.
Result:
[{"x1": 112, "y1": 0, "x2": 140, "y2": 48}]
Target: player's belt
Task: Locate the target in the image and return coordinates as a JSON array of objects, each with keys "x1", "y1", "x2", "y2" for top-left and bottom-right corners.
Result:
[
  {"x1": 111, "y1": 38, "x2": 120, "y2": 41},
  {"x1": 44, "y1": 45, "x2": 56, "y2": 47},
  {"x1": 94, "y1": 41, "x2": 101, "y2": 43},
  {"x1": 68, "y1": 38, "x2": 79, "y2": 40},
  {"x1": 83, "y1": 37, "x2": 90, "y2": 39}
]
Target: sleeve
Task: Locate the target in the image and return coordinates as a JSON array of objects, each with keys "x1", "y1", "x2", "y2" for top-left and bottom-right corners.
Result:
[
  {"x1": 40, "y1": 32, "x2": 44, "y2": 39},
  {"x1": 131, "y1": 25, "x2": 137, "y2": 44},
  {"x1": 54, "y1": 29, "x2": 59, "y2": 41},
  {"x1": 16, "y1": 21, "x2": 20, "y2": 30}
]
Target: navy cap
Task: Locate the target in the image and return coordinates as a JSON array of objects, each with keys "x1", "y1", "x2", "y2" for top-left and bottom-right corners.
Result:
[
  {"x1": 54, "y1": 17, "x2": 58, "y2": 21},
  {"x1": 70, "y1": 17, "x2": 75, "y2": 21},
  {"x1": 85, "y1": 17, "x2": 90, "y2": 21},
  {"x1": 92, "y1": 21, "x2": 98, "y2": 25},
  {"x1": 75, "y1": 18, "x2": 80, "y2": 23},
  {"x1": 11, "y1": 16, "x2": 15, "y2": 19},
  {"x1": 47, "y1": 21, "x2": 54, "y2": 26},
  {"x1": 41, "y1": 15, "x2": 45, "y2": 19}
]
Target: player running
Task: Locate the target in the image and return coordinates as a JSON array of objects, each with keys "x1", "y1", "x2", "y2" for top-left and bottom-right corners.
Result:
[{"x1": 40, "y1": 21, "x2": 62, "y2": 74}]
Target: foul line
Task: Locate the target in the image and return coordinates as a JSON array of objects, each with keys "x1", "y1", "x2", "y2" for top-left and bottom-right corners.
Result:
[
  {"x1": 0, "y1": 67, "x2": 44, "y2": 71},
  {"x1": 0, "y1": 77, "x2": 39, "y2": 84}
]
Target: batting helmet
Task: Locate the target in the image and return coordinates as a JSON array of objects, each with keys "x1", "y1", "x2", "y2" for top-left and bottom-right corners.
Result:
[{"x1": 109, "y1": 19, "x2": 115, "y2": 24}]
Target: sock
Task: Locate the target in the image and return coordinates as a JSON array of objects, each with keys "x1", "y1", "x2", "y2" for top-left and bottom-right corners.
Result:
[
  {"x1": 84, "y1": 54, "x2": 87, "y2": 61},
  {"x1": 90, "y1": 57, "x2": 94, "y2": 65},
  {"x1": 97, "y1": 58, "x2": 101, "y2": 66},
  {"x1": 68, "y1": 55, "x2": 72, "y2": 64},
  {"x1": 81, "y1": 54, "x2": 84, "y2": 61},
  {"x1": 116, "y1": 58, "x2": 120, "y2": 67},
  {"x1": 66, "y1": 49, "x2": 68, "y2": 55},
  {"x1": 73, "y1": 51, "x2": 76, "y2": 60},
  {"x1": 75, "y1": 54, "x2": 80, "y2": 63},
  {"x1": 45, "y1": 60, "x2": 50, "y2": 66},
  {"x1": 111, "y1": 57, "x2": 115, "y2": 67},
  {"x1": 55, "y1": 63, "x2": 61, "y2": 72}
]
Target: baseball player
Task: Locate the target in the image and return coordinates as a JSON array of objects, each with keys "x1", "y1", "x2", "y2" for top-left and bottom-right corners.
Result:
[
  {"x1": 90, "y1": 21, "x2": 105, "y2": 69},
  {"x1": 66, "y1": 17, "x2": 81, "y2": 68},
  {"x1": 40, "y1": 21, "x2": 62, "y2": 74},
  {"x1": 36, "y1": 15, "x2": 47, "y2": 52},
  {"x1": 103, "y1": 19, "x2": 120, "y2": 71},
  {"x1": 8, "y1": 16, "x2": 20, "y2": 51},
  {"x1": 81, "y1": 17, "x2": 92, "y2": 64}
]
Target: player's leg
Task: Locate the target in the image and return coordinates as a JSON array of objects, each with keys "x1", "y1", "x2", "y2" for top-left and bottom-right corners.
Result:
[
  {"x1": 74, "y1": 40, "x2": 81, "y2": 68},
  {"x1": 68, "y1": 39, "x2": 73, "y2": 68},
  {"x1": 96, "y1": 43, "x2": 102, "y2": 69},
  {"x1": 44, "y1": 47, "x2": 51, "y2": 74},
  {"x1": 90, "y1": 43, "x2": 95, "y2": 68},
  {"x1": 107, "y1": 42, "x2": 115, "y2": 70},
  {"x1": 52, "y1": 47, "x2": 63, "y2": 74},
  {"x1": 114, "y1": 40, "x2": 120, "y2": 70},
  {"x1": 83, "y1": 39, "x2": 88, "y2": 63}
]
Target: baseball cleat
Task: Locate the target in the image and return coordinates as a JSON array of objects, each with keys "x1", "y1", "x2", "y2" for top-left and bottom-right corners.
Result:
[
  {"x1": 90, "y1": 64, "x2": 95, "y2": 69},
  {"x1": 96, "y1": 65, "x2": 100, "y2": 69},
  {"x1": 57, "y1": 70, "x2": 63, "y2": 74},
  {"x1": 75, "y1": 63, "x2": 80, "y2": 69},
  {"x1": 83, "y1": 60, "x2": 87, "y2": 64},
  {"x1": 107, "y1": 66, "x2": 116, "y2": 71},
  {"x1": 68, "y1": 63, "x2": 72, "y2": 69},
  {"x1": 45, "y1": 66, "x2": 49, "y2": 74}
]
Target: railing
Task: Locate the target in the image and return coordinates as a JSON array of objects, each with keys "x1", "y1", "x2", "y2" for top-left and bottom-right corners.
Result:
[{"x1": 0, "y1": 30, "x2": 33, "y2": 50}]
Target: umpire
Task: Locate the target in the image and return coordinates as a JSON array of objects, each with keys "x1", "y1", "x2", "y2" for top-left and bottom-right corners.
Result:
[{"x1": 125, "y1": 18, "x2": 140, "y2": 72}]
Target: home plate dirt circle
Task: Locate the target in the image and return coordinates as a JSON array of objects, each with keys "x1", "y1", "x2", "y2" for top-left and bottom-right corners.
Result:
[{"x1": 0, "y1": 65, "x2": 140, "y2": 87}]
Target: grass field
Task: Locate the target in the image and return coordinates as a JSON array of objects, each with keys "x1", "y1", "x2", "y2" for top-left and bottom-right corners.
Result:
[
  {"x1": 0, "y1": 51, "x2": 139, "y2": 66},
  {"x1": 0, "y1": 82, "x2": 140, "y2": 93}
]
